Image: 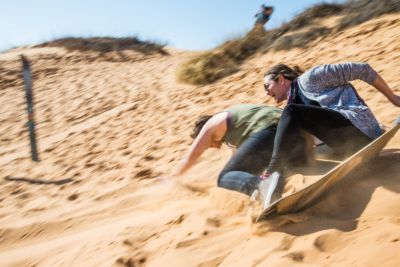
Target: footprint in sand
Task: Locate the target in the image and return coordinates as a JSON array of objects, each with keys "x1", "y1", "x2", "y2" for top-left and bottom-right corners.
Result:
[
  {"x1": 273, "y1": 236, "x2": 295, "y2": 251},
  {"x1": 166, "y1": 214, "x2": 186, "y2": 226},
  {"x1": 283, "y1": 251, "x2": 305, "y2": 262},
  {"x1": 67, "y1": 193, "x2": 79, "y2": 201},
  {"x1": 174, "y1": 229, "x2": 211, "y2": 249},
  {"x1": 115, "y1": 254, "x2": 147, "y2": 267},
  {"x1": 313, "y1": 230, "x2": 343, "y2": 253},
  {"x1": 205, "y1": 216, "x2": 221, "y2": 228},
  {"x1": 135, "y1": 168, "x2": 153, "y2": 179}
]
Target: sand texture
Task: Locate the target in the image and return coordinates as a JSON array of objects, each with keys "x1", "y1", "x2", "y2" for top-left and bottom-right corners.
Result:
[{"x1": 1, "y1": 13, "x2": 400, "y2": 267}]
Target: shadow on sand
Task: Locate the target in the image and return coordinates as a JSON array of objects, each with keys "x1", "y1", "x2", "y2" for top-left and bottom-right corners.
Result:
[
  {"x1": 4, "y1": 176, "x2": 73, "y2": 186},
  {"x1": 265, "y1": 149, "x2": 400, "y2": 235}
]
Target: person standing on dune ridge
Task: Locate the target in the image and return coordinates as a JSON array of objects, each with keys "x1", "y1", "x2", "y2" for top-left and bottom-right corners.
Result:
[{"x1": 254, "y1": 4, "x2": 274, "y2": 26}]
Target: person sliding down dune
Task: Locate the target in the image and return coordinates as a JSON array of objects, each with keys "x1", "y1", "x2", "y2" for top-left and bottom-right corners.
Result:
[
  {"x1": 173, "y1": 104, "x2": 310, "y2": 207},
  {"x1": 261, "y1": 62, "x2": 400, "y2": 207}
]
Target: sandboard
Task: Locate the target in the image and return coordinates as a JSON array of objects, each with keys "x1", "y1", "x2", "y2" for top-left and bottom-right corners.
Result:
[{"x1": 257, "y1": 117, "x2": 400, "y2": 222}]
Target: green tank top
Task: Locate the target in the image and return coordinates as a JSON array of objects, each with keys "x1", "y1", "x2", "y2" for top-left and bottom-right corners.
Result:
[{"x1": 222, "y1": 104, "x2": 282, "y2": 148}]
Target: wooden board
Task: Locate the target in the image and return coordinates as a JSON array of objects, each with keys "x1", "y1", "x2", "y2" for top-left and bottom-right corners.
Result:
[{"x1": 257, "y1": 117, "x2": 400, "y2": 222}]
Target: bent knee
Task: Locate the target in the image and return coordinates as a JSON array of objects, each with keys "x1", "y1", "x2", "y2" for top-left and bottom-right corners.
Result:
[{"x1": 217, "y1": 171, "x2": 226, "y2": 187}]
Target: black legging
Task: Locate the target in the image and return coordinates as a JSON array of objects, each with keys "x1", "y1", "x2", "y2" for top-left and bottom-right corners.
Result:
[
  {"x1": 266, "y1": 104, "x2": 372, "y2": 173},
  {"x1": 218, "y1": 126, "x2": 307, "y2": 196},
  {"x1": 218, "y1": 127, "x2": 275, "y2": 196}
]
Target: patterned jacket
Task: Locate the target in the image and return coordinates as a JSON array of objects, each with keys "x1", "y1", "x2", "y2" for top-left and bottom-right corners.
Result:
[{"x1": 293, "y1": 62, "x2": 382, "y2": 139}]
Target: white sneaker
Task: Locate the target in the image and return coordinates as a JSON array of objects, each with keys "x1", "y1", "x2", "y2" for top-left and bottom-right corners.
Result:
[
  {"x1": 250, "y1": 189, "x2": 259, "y2": 201},
  {"x1": 258, "y1": 172, "x2": 280, "y2": 209}
]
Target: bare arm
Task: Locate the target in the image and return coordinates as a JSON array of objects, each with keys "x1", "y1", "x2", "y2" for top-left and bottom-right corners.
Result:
[
  {"x1": 370, "y1": 73, "x2": 400, "y2": 107},
  {"x1": 173, "y1": 112, "x2": 228, "y2": 176}
]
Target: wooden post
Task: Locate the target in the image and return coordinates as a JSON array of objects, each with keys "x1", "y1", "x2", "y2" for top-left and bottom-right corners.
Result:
[{"x1": 20, "y1": 55, "x2": 39, "y2": 162}]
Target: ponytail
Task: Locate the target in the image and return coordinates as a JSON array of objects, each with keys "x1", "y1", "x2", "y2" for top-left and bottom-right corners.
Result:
[{"x1": 264, "y1": 64, "x2": 303, "y2": 81}]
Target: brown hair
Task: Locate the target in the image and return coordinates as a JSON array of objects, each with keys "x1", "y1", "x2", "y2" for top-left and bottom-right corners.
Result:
[
  {"x1": 190, "y1": 115, "x2": 212, "y2": 139},
  {"x1": 264, "y1": 64, "x2": 304, "y2": 81}
]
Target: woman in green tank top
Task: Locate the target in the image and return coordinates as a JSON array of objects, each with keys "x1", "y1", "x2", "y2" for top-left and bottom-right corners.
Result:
[{"x1": 174, "y1": 104, "x2": 308, "y2": 204}]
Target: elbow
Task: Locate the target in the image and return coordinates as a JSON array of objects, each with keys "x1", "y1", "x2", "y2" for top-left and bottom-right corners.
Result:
[{"x1": 362, "y1": 63, "x2": 378, "y2": 84}]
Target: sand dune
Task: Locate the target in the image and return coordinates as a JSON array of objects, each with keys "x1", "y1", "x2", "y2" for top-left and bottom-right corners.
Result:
[{"x1": 0, "y1": 13, "x2": 400, "y2": 267}]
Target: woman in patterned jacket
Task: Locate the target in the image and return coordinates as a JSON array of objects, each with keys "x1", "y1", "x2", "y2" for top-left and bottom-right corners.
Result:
[{"x1": 259, "y1": 62, "x2": 400, "y2": 208}]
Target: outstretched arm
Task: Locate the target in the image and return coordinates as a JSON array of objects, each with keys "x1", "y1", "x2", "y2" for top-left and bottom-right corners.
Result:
[
  {"x1": 173, "y1": 112, "x2": 228, "y2": 176},
  {"x1": 370, "y1": 73, "x2": 400, "y2": 107},
  {"x1": 301, "y1": 62, "x2": 400, "y2": 106}
]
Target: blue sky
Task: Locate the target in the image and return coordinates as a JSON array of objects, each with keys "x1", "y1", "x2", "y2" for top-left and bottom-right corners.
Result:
[{"x1": 1, "y1": 0, "x2": 345, "y2": 51}]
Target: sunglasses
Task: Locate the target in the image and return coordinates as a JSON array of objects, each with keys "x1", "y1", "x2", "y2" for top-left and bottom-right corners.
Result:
[{"x1": 263, "y1": 83, "x2": 271, "y2": 93}]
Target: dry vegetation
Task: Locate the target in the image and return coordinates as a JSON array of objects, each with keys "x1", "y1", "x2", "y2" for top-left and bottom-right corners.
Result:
[
  {"x1": 178, "y1": 0, "x2": 400, "y2": 85},
  {"x1": 36, "y1": 36, "x2": 168, "y2": 56},
  {"x1": 176, "y1": 25, "x2": 265, "y2": 85}
]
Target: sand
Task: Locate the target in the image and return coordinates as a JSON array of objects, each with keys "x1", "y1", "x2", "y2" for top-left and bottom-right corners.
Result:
[{"x1": 0, "y1": 13, "x2": 400, "y2": 267}]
